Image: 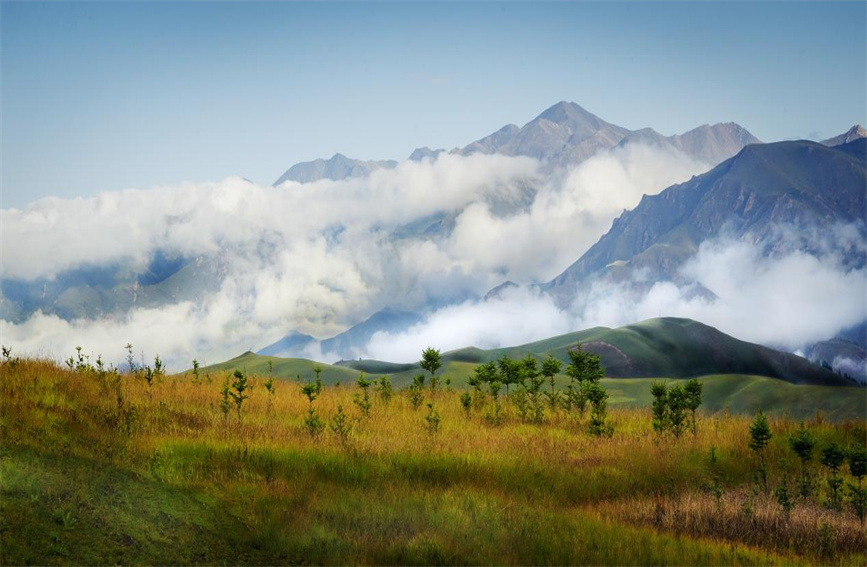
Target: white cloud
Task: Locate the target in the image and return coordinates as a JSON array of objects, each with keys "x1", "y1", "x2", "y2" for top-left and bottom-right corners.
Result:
[{"x1": 10, "y1": 145, "x2": 855, "y2": 369}]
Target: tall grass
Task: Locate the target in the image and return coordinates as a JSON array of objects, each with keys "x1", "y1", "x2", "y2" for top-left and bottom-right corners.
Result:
[{"x1": 1, "y1": 357, "x2": 864, "y2": 565}]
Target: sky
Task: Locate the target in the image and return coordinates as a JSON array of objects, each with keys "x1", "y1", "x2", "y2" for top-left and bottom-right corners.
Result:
[{"x1": 2, "y1": 1, "x2": 865, "y2": 208}]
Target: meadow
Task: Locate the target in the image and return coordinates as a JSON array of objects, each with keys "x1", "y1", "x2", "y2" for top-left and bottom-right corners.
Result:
[{"x1": 1, "y1": 353, "x2": 865, "y2": 566}]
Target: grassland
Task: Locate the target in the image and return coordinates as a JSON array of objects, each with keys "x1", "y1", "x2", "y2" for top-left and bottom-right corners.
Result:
[
  {"x1": 207, "y1": 352, "x2": 865, "y2": 421},
  {"x1": 1, "y1": 357, "x2": 865, "y2": 565}
]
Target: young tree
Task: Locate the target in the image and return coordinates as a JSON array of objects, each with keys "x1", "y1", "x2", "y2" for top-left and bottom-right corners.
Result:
[
  {"x1": 650, "y1": 381, "x2": 670, "y2": 434},
  {"x1": 125, "y1": 343, "x2": 136, "y2": 375},
  {"x1": 460, "y1": 392, "x2": 472, "y2": 417},
  {"x1": 471, "y1": 361, "x2": 496, "y2": 409},
  {"x1": 821, "y1": 442, "x2": 846, "y2": 510},
  {"x1": 487, "y1": 380, "x2": 503, "y2": 425},
  {"x1": 409, "y1": 374, "x2": 426, "y2": 410},
  {"x1": 774, "y1": 474, "x2": 793, "y2": 521},
  {"x1": 497, "y1": 354, "x2": 522, "y2": 395},
  {"x1": 749, "y1": 411, "x2": 773, "y2": 493},
  {"x1": 565, "y1": 343, "x2": 604, "y2": 417},
  {"x1": 789, "y1": 425, "x2": 816, "y2": 499},
  {"x1": 420, "y1": 347, "x2": 442, "y2": 392},
  {"x1": 375, "y1": 375, "x2": 393, "y2": 405},
  {"x1": 330, "y1": 404, "x2": 353, "y2": 445},
  {"x1": 684, "y1": 379, "x2": 703, "y2": 435},
  {"x1": 301, "y1": 368, "x2": 324, "y2": 438},
  {"x1": 229, "y1": 369, "x2": 249, "y2": 422},
  {"x1": 586, "y1": 382, "x2": 612, "y2": 436},
  {"x1": 522, "y1": 355, "x2": 545, "y2": 423},
  {"x1": 353, "y1": 372, "x2": 372, "y2": 418},
  {"x1": 264, "y1": 361, "x2": 276, "y2": 412},
  {"x1": 847, "y1": 446, "x2": 867, "y2": 525},
  {"x1": 191, "y1": 358, "x2": 201, "y2": 384},
  {"x1": 541, "y1": 354, "x2": 562, "y2": 412},
  {"x1": 666, "y1": 384, "x2": 689, "y2": 438},
  {"x1": 219, "y1": 374, "x2": 232, "y2": 422},
  {"x1": 425, "y1": 402, "x2": 441, "y2": 434}
]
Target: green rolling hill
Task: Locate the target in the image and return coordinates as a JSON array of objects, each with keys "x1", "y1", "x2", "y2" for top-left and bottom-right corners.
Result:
[{"x1": 202, "y1": 318, "x2": 864, "y2": 421}]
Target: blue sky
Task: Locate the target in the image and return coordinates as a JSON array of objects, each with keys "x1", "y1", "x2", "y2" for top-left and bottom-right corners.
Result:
[{"x1": 2, "y1": 1, "x2": 865, "y2": 208}]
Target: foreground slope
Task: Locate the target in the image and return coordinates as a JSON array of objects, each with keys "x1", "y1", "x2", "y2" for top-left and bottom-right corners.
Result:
[{"x1": 2, "y1": 358, "x2": 865, "y2": 565}]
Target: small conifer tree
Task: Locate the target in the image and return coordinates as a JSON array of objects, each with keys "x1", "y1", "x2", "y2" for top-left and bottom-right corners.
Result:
[
  {"x1": 789, "y1": 424, "x2": 816, "y2": 499},
  {"x1": 749, "y1": 411, "x2": 772, "y2": 493},
  {"x1": 420, "y1": 347, "x2": 442, "y2": 392},
  {"x1": 821, "y1": 442, "x2": 846, "y2": 509}
]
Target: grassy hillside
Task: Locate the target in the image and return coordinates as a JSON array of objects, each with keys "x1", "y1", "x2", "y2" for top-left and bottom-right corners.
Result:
[
  {"x1": 337, "y1": 318, "x2": 849, "y2": 386},
  {"x1": 1, "y1": 357, "x2": 865, "y2": 565}
]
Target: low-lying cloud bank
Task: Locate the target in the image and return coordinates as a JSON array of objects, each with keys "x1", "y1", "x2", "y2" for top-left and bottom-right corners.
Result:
[
  {"x1": 3, "y1": 145, "x2": 864, "y2": 374},
  {"x1": 363, "y1": 228, "x2": 867, "y2": 370},
  {"x1": 1, "y1": 145, "x2": 710, "y2": 368}
]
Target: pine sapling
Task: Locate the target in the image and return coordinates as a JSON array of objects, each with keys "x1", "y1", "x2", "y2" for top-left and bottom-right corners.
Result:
[
  {"x1": 460, "y1": 392, "x2": 472, "y2": 417},
  {"x1": 774, "y1": 474, "x2": 793, "y2": 521},
  {"x1": 219, "y1": 374, "x2": 232, "y2": 422},
  {"x1": 789, "y1": 424, "x2": 816, "y2": 500},
  {"x1": 376, "y1": 375, "x2": 393, "y2": 405},
  {"x1": 330, "y1": 404, "x2": 353, "y2": 445},
  {"x1": 821, "y1": 442, "x2": 846, "y2": 510},
  {"x1": 229, "y1": 369, "x2": 249, "y2": 423},
  {"x1": 748, "y1": 411, "x2": 772, "y2": 493},
  {"x1": 353, "y1": 372, "x2": 372, "y2": 418},
  {"x1": 409, "y1": 374, "x2": 425, "y2": 410},
  {"x1": 191, "y1": 358, "x2": 201, "y2": 384},
  {"x1": 425, "y1": 402, "x2": 441, "y2": 434},
  {"x1": 847, "y1": 446, "x2": 866, "y2": 525}
]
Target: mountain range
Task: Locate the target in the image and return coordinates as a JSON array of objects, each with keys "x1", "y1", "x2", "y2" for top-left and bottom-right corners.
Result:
[
  {"x1": 542, "y1": 138, "x2": 867, "y2": 301},
  {"x1": 273, "y1": 101, "x2": 760, "y2": 184},
  {"x1": 2, "y1": 101, "x2": 864, "y2": 381}
]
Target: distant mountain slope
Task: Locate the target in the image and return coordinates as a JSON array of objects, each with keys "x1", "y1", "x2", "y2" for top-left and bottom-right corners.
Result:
[
  {"x1": 821, "y1": 124, "x2": 866, "y2": 147},
  {"x1": 272, "y1": 101, "x2": 761, "y2": 185},
  {"x1": 337, "y1": 317, "x2": 849, "y2": 386},
  {"x1": 0, "y1": 253, "x2": 226, "y2": 323},
  {"x1": 543, "y1": 138, "x2": 867, "y2": 300},
  {"x1": 259, "y1": 307, "x2": 422, "y2": 359},
  {"x1": 460, "y1": 101, "x2": 761, "y2": 169},
  {"x1": 273, "y1": 153, "x2": 398, "y2": 185}
]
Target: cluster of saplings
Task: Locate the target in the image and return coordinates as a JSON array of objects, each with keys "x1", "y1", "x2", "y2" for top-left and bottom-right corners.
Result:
[{"x1": 747, "y1": 411, "x2": 866, "y2": 526}]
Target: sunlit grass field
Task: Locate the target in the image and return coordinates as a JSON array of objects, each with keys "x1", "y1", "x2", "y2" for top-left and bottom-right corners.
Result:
[{"x1": 1, "y1": 357, "x2": 865, "y2": 565}]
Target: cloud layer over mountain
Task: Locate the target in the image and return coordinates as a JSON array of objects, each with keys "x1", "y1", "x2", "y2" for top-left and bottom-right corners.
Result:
[{"x1": 3, "y1": 142, "x2": 863, "y2": 371}]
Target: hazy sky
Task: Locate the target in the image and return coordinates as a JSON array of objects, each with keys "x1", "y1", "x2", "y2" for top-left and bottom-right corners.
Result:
[{"x1": 2, "y1": 1, "x2": 865, "y2": 208}]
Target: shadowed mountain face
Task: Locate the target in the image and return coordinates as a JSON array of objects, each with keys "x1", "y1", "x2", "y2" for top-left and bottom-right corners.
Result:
[
  {"x1": 542, "y1": 138, "x2": 867, "y2": 303},
  {"x1": 821, "y1": 124, "x2": 866, "y2": 147},
  {"x1": 274, "y1": 153, "x2": 398, "y2": 185}
]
